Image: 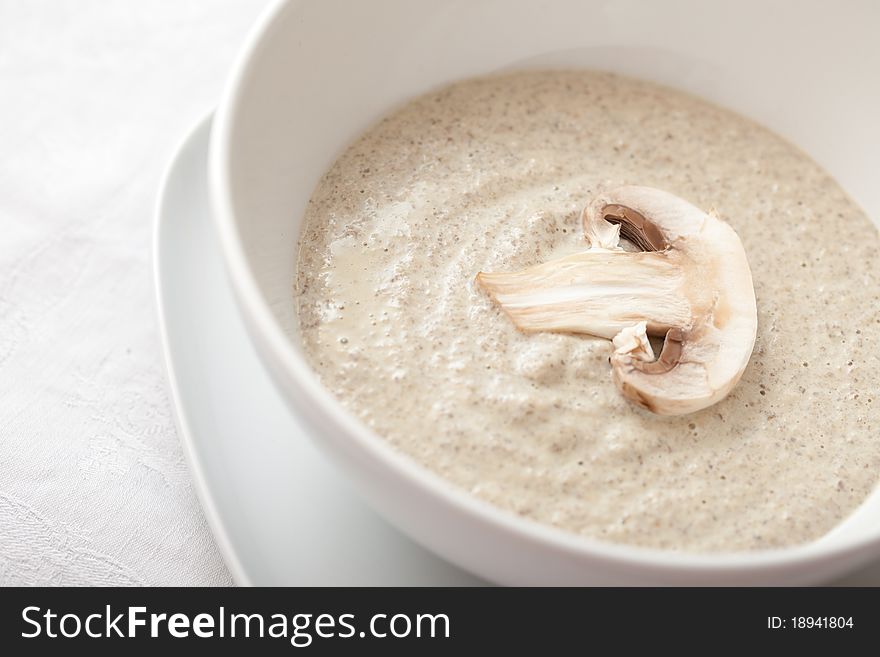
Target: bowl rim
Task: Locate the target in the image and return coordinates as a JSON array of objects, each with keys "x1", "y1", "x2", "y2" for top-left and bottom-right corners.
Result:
[{"x1": 208, "y1": 0, "x2": 880, "y2": 578}]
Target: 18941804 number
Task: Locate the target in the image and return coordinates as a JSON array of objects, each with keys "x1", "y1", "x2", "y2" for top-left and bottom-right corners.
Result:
[{"x1": 767, "y1": 617, "x2": 854, "y2": 629}]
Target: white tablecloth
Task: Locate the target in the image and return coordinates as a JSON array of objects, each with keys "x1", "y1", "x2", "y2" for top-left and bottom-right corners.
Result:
[{"x1": 0, "y1": 0, "x2": 270, "y2": 586}]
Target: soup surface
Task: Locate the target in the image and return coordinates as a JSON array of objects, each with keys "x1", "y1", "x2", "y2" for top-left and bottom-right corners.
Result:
[{"x1": 294, "y1": 70, "x2": 880, "y2": 551}]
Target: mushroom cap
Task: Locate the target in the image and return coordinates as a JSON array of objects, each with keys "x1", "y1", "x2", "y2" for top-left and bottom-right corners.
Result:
[{"x1": 587, "y1": 186, "x2": 758, "y2": 415}]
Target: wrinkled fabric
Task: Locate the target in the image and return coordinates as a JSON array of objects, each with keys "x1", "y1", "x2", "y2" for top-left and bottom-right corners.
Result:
[{"x1": 0, "y1": 0, "x2": 268, "y2": 586}]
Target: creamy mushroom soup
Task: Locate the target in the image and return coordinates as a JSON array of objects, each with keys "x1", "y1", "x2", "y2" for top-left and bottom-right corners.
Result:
[{"x1": 294, "y1": 70, "x2": 880, "y2": 552}]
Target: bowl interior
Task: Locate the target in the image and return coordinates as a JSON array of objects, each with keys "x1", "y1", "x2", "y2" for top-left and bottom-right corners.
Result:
[{"x1": 216, "y1": 0, "x2": 880, "y2": 554}]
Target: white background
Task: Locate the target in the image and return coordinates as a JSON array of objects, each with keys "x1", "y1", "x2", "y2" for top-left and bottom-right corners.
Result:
[{"x1": 0, "y1": 0, "x2": 271, "y2": 585}]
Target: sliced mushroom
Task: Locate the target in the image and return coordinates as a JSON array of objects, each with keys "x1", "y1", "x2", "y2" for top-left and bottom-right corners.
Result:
[{"x1": 476, "y1": 186, "x2": 757, "y2": 415}]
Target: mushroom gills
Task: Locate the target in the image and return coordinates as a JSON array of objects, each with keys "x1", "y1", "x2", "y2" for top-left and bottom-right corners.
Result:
[{"x1": 476, "y1": 185, "x2": 758, "y2": 416}]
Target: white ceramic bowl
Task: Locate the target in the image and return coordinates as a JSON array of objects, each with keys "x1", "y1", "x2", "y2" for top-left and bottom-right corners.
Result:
[{"x1": 210, "y1": 0, "x2": 880, "y2": 584}]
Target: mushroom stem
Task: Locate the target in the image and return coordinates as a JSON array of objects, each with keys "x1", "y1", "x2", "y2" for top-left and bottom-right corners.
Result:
[{"x1": 476, "y1": 250, "x2": 690, "y2": 339}]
